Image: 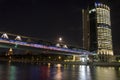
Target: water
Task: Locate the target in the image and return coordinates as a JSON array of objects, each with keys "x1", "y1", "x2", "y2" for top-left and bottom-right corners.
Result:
[{"x1": 0, "y1": 62, "x2": 120, "y2": 80}]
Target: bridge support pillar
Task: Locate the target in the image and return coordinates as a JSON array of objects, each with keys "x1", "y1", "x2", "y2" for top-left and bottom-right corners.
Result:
[
  {"x1": 6, "y1": 48, "x2": 13, "y2": 56},
  {"x1": 72, "y1": 55, "x2": 75, "y2": 61},
  {"x1": 5, "y1": 48, "x2": 13, "y2": 61},
  {"x1": 72, "y1": 55, "x2": 81, "y2": 61}
]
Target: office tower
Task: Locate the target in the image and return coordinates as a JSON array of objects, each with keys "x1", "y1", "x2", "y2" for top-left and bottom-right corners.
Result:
[{"x1": 83, "y1": 2, "x2": 113, "y2": 56}]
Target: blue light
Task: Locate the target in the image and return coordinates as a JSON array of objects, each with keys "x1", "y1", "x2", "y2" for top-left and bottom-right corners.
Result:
[
  {"x1": 95, "y1": 3, "x2": 97, "y2": 7},
  {"x1": 95, "y1": 2, "x2": 101, "y2": 7},
  {"x1": 0, "y1": 38, "x2": 91, "y2": 54}
]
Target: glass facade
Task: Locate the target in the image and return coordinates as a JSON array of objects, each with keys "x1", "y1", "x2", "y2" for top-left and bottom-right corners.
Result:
[
  {"x1": 95, "y1": 3, "x2": 113, "y2": 55},
  {"x1": 83, "y1": 3, "x2": 113, "y2": 55}
]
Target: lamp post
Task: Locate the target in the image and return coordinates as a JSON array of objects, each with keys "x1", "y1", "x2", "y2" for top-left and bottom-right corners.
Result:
[
  {"x1": 56, "y1": 37, "x2": 68, "y2": 48},
  {"x1": 58, "y1": 37, "x2": 62, "y2": 42},
  {"x1": 56, "y1": 37, "x2": 62, "y2": 47}
]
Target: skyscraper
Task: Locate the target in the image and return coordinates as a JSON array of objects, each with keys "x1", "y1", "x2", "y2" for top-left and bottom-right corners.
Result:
[{"x1": 83, "y1": 2, "x2": 113, "y2": 56}]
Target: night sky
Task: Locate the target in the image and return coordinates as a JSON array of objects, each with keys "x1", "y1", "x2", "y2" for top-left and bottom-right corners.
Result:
[{"x1": 0, "y1": 0, "x2": 119, "y2": 54}]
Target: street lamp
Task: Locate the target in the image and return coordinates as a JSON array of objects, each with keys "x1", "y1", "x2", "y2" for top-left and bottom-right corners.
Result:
[
  {"x1": 56, "y1": 37, "x2": 68, "y2": 48},
  {"x1": 56, "y1": 37, "x2": 62, "y2": 47},
  {"x1": 58, "y1": 37, "x2": 62, "y2": 42}
]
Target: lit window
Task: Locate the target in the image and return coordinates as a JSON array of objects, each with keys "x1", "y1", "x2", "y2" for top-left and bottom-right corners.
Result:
[{"x1": 89, "y1": 9, "x2": 96, "y2": 13}]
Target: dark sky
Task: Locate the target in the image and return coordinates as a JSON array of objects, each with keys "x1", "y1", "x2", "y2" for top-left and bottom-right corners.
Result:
[{"x1": 0, "y1": 0, "x2": 119, "y2": 53}]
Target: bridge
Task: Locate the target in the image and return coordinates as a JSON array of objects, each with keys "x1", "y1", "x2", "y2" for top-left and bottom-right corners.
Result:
[{"x1": 0, "y1": 32, "x2": 91, "y2": 55}]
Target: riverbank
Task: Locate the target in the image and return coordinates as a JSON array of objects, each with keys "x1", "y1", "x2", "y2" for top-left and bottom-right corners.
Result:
[
  {"x1": 0, "y1": 58, "x2": 120, "y2": 66},
  {"x1": 88, "y1": 62, "x2": 120, "y2": 66}
]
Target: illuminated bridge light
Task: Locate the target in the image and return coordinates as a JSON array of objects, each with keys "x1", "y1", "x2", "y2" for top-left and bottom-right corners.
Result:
[
  {"x1": 15, "y1": 36, "x2": 22, "y2": 41},
  {"x1": 56, "y1": 43, "x2": 60, "y2": 47},
  {"x1": 1, "y1": 33, "x2": 9, "y2": 39},
  {"x1": 63, "y1": 45, "x2": 68, "y2": 48}
]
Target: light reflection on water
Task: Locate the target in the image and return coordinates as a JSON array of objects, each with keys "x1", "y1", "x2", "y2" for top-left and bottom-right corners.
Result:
[
  {"x1": 0, "y1": 62, "x2": 120, "y2": 80},
  {"x1": 78, "y1": 66, "x2": 92, "y2": 80},
  {"x1": 95, "y1": 67, "x2": 117, "y2": 80},
  {"x1": 54, "y1": 66, "x2": 62, "y2": 80}
]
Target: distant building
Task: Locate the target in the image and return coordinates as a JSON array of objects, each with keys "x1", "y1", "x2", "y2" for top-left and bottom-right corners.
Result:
[{"x1": 83, "y1": 2, "x2": 113, "y2": 56}]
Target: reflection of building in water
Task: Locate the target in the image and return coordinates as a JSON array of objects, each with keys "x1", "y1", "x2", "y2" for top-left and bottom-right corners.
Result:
[{"x1": 83, "y1": 2, "x2": 114, "y2": 61}]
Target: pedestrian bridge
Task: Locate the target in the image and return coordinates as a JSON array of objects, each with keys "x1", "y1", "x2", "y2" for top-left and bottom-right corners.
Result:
[{"x1": 0, "y1": 32, "x2": 91, "y2": 55}]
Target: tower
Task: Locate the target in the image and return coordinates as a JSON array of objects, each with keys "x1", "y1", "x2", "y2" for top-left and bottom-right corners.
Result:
[{"x1": 83, "y1": 2, "x2": 113, "y2": 56}]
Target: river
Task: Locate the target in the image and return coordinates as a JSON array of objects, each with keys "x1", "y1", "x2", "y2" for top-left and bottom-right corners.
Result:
[{"x1": 0, "y1": 62, "x2": 120, "y2": 80}]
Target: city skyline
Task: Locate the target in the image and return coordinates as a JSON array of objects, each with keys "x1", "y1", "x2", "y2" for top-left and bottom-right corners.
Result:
[{"x1": 0, "y1": 0, "x2": 119, "y2": 54}]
